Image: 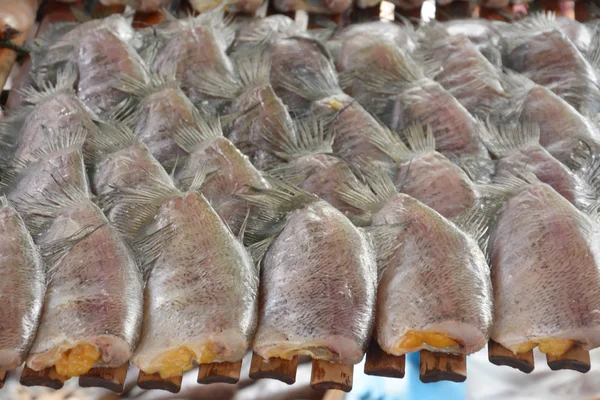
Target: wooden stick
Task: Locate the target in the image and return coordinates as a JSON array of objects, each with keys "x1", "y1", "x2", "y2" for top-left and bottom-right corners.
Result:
[
  {"x1": 310, "y1": 359, "x2": 353, "y2": 392},
  {"x1": 197, "y1": 360, "x2": 242, "y2": 384},
  {"x1": 137, "y1": 370, "x2": 182, "y2": 393},
  {"x1": 488, "y1": 340, "x2": 534, "y2": 373},
  {"x1": 20, "y1": 366, "x2": 66, "y2": 389},
  {"x1": 546, "y1": 345, "x2": 591, "y2": 373},
  {"x1": 419, "y1": 350, "x2": 467, "y2": 383},
  {"x1": 0, "y1": 370, "x2": 6, "y2": 389},
  {"x1": 249, "y1": 353, "x2": 298, "y2": 384},
  {"x1": 79, "y1": 363, "x2": 129, "y2": 393},
  {"x1": 0, "y1": 31, "x2": 28, "y2": 91},
  {"x1": 364, "y1": 341, "x2": 405, "y2": 378}
]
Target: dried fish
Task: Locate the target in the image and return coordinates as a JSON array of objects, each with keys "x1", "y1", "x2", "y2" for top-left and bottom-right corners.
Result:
[
  {"x1": 0, "y1": 197, "x2": 45, "y2": 370},
  {"x1": 244, "y1": 185, "x2": 377, "y2": 364},
  {"x1": 488, "y1": 173, "x2": 600, "y2": 357}
]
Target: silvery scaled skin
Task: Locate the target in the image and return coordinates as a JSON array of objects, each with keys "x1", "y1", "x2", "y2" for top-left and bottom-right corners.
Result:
[
  {"x1": 373, "y1": 194, "x2": 493, "y2": 355},
  {"x1": 253, "y1": 200, "x2": 377, "y2": 364},
  {"x1": 502, "y1": 20, "x2": 600, "y2": 115},
  {"x1": 394, "y1": 152, "x2": 479, "y2": 219},
  {"x1": 175, "y1": 137, "x2": 269, "y2": 235},
  {"x1": 489, "y1": 179, "x2": 600, "y2": 352},
  {"x1": 27, "y1": 200, "x2": 144, "y2": 371},
  {"x1": 419, "y1": 25, "x2": 508, "y2": 117},
  {"x1": 0, "y1": 199, "x2": 45, "y2": 369},
  {"x1": 76, "y1": 27, "x2": 148, "y2": 118},
  {"x1": 132, "y1": 192, "x2": 258, "y2": 372},
  {"x1": 131, "y1": 87, "x2": 196, "y2": 167}
]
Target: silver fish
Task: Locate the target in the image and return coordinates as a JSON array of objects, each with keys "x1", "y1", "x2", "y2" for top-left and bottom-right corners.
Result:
[
  {"x1": 479, "y1": 121, "x2": 596, "y2": 210},
  {"x1": 0, "y1": 197, "x2": 45, "y2": 370},
  {"x1": 244, "y1": 186, "x2": 377, "y2": 364},
  {"x1": 443, "y1": 19, "x2": 505, "y2": 67},
  {"x1": 171, "y1": 114, "x2": 270, "y2": 236},
  {"x1": 337, "y1": 166, "x2": 493, "y2": 356},
  {"x1": 113, "y1": 179, "x2": 258, "y2": 379},
  {"x1": 488, "y1": 173, "x2": 600, "y2": 356},
  {"x1": 502, "y1": 13, "x2": 600, "y2": 115},
  {"x1": 21, "y1": 187, "x2": 143, "y2": 378}
]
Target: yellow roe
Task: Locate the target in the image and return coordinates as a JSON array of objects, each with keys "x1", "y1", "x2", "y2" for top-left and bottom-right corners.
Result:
[{"x1": 54, "y1": 343, "x2": 100, "y2": 378}]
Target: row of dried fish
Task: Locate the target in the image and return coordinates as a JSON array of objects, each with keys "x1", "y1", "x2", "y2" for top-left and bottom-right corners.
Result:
[{"x1": 1, "y1": 9, "x2": 600, "y2": 387}]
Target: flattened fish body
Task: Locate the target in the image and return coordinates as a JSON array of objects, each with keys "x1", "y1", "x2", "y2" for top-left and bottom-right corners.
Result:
[
  {"x1": 374, "y1": 193, "x2": 493, "y2": 355},
  {"x1": 0, "y1": 202, "x2": 45, "y2": 369},
  {"x1": 132, "y1": 192, "x2": 258, "y2": 373},
  {"x1": 490, "y1": 183, "x2": 600, "y2": 351},
  {"x1": 253, "y1": 201, "x2": 377, "y2": 364},
  {"x1": 28, "y1": 202, "x2": 143, "y2": 371}
]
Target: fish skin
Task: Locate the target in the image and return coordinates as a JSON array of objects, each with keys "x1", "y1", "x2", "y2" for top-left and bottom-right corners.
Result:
[
  {"x1": 189, "y1": 0, "x2": 265, "y2": 13},
  {"x1": 91, "y1": 142, "x2": 173, "y2": 232},
  {"x1": 503, "y1": 29, "x2": 600, "y2": 115},
  {"x1": 310, "y1": 94, "x2": 395, "y2": 165},
  {"x1": 327, "y1": 22, "x2": 417, "y2": 75},
  {"x1": 76, "y1": 28, "x2": 148, "y2": 119},
  {"x1": 504, "y1": 81, "x2": 600, "y2": 165},
  {"x1": 420, "y1": 30, "x2": 508, "y2": 117},
  {"x1": 394, "y1": 152, "x2": 479, "y2": 219},
  {"x1": 373, "y1": 193, "x2": 493, "y2": 355},
  {"x1": 7, "y1": 149, "x2": 91, "y2": 209},
  {"x1": 226, "y1": 85, "x2": 297, "y2": 170},
  {"x1": 494, "y1": 145, "x2": 595, "y2": 210},
  {"x1": 0, "y1": 200, "x2": 45, "y2": 369},
  {"x1": 132, "y1": 192, "x2": 258, "y2": 370},
  {"x1": 132, "y1": 87, "x2": 195, "y2": 168},
  {"x1": 489, "y1": 181, "x2": 600, "y2": 351},
  {"x1": 12, "y1": 92, "x2": 96, "y2": 164},
  {"x1": 554, "y1": 16, "x2": 593, "y2": 53},
  {"x1": 253, "y1": 200, "x2": 377, "y2": 364},
  {"x1": 443, "y1": 19, "x2": 505, "y2": 67},
  {"x1": 153, "y1": 24, "x2": 234, "y2": 107},
  {"x1": 175, "y1": 137, "x2": 270, "y2": 234},
  {"x1": 27, "y1": 201, "x2": 144, "y2": 371},
  {"x1": 286, "y1": 153, "x2": 372, "y2": 226},
  {"x1": 374, "y1": 81, "x2": 490, "y2": 160},
  {"x1": 233, "y1": 15, "x2": 303, "y2": 49}
]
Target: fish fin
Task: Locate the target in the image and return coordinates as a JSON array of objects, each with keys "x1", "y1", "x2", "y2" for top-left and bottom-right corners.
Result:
[
  {"x1": 403, "y1": 122, "x2": 436, "y2": 155},
  {"x1": 238, "y1": 180, "x2": 319, "y2": 215},
  {"x1": 477, "y1": 119, "x2": 540, "y2": 158},
  {"x1": 84, "y1": 120, "x2": 137, "y2": 164},
  {"x1": 266, "y1": 163, "x2": 315, "y2": 187},
  {"x1": 262, "y1": 116, "x2": 332, "y2": 161},
  {"x1": 186, "y1": 63, "x2": 242, "y2": 100},
  {"x1": 238, "y1": 207, "x2": 251, "y2": 243},
  {"x1": 171, "y1": 112, "x2": 223, "y2": 153},
  {"x1": 15, "y1": 178, "x2": 90, "y2": 235},
  {"x1": 362, "y1": 223, "x2": 406, "y2": 280},
  {"x1": 452, "y1": 201, "x2": 494, "y2": 252},
  {"x1": 113, "y1": 70, "x2": 178, "y2": 98},
  {"x1": 105, "y1": 97, "x2": 137, "y2": 126},
  {"x1": 448, "y1": 154, "x2": 494, "y2": 185},
  {"x1": 276, "y1": 38, "x2": 341, "y2": 103},
  {"x1": 493, "y1": 70, "x2": 535, "y2": 121},
  {"x1": 102, "y1": 178, "x2": 179, "y2": 235},
  {"x1": 339, "y1": 41, "x2": 428, "y2": 95},
  {"x1": 367, "y1": 123, "x2": 412, "y2": 164},
  {"x1": 478, "y1": 171, "x2": 539, "y2": 201},
  {"x1": 19, "y1": 65, "x2": 77, "y2": 104},
  {"x1": 42, "y1": 223, "x2": 105, "y2": 283},
  {"x1": 232, "y1": 47, "x2": 272, "y2": 89},
  {"x1": 336, "y1": 161, "x2": 396, "y2": 214},
  {"x1": 247, "y1": 235, "x2": 275, "y2": 265},
  {"x1": 577, "y1": 152, "x2": 600, "y2": 198},
  {"x1": 129, "y1": 223, "x2": 176, "y2": 281}
]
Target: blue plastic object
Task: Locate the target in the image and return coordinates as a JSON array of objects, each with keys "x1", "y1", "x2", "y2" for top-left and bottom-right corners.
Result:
[{"x1": 348, "y1": 352, "x2": 467, "y2": 400}]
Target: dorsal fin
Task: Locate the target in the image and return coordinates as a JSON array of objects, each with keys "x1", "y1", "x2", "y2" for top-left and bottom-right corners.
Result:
[
  {"x1": 336, "y1": 161, "x2": 397, "y2": 214},
  {"x1": 477, "y1": 119, "x2": 541, "y2": 158},
  {"x1": 170, "y1": 111, "x2": 223, "y2": 153}
]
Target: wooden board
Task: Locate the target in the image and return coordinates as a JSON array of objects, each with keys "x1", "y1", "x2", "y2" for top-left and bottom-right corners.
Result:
[
  {"x1": 488, "y1": 340, "x2": 534, "y2": 373},
  {"x1": 419, "y1": 350, "x2": 467, "y2": 383},
  {"x1": 0, "y1": 370, "x2": 6, "y2": 389},
  {"x1": 137, "y1": 370, "x2": 182, "y2": 393},
  {"x1": 364, "y1": 341, "x2": 405, "y2": 379},
  {"x1": 546, "y1": 345, "x2": 591, "y2": 373},
  {"x1": 78, "y1": 363, "x2": 129, "y2": 392},
  {"x1": 197, "y1": 360, "x2": 242, "y2": 384},
  {"x1": 310, "y1": 359, "x2": 353, "y2": 392},
  {"x1": 20, "y1": 366, "x2": 66, "y2": 390},
  {"x1": 249, "y1": 353, "x2": 298, "y2": 384}
]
